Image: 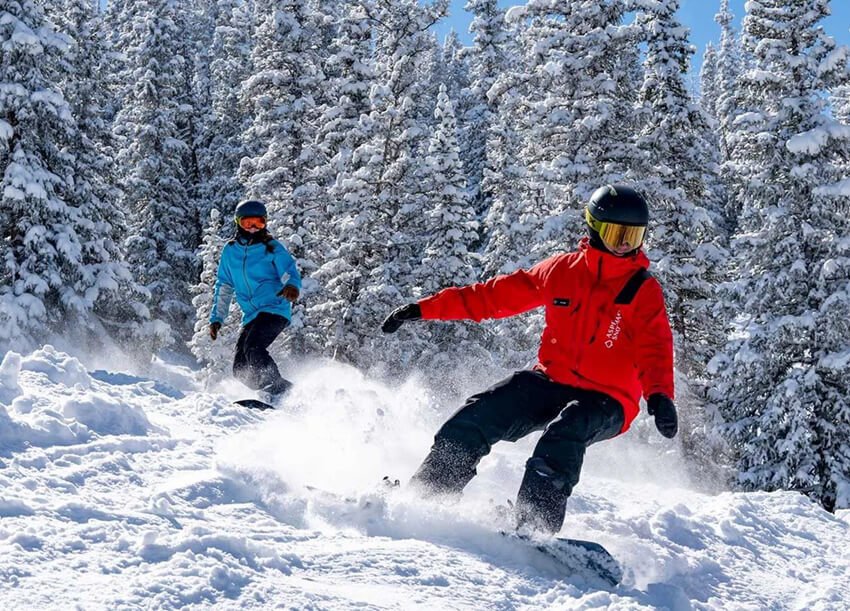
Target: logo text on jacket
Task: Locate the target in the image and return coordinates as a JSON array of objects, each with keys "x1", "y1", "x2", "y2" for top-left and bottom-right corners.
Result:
[{"x1": 605, "y1": 310, "x2": 623, "y2": 349}]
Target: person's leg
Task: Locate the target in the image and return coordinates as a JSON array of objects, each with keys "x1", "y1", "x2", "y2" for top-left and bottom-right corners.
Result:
[
  {"x1": 232, "y1": 320, "x2": 255, "y2": 386},
  {"x1": 239, "y1": 312, "x2": 291, "y2": 393},
  {"x1": 410, "y1": 370, "x2": 570, "y2": 496},
  {"x1": 246, "y1": 312, "x2": 290, "y2": 393},
  {"x1": 515, "y1": 390, "x2": 624, "y2": 534}
]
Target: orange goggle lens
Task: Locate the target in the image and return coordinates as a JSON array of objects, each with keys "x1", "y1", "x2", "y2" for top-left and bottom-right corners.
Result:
[
  {"x1": 237, "y1": 216, "x2": 266, "y2": 230},
  {"x1": 586, "y1": 209, "x2": 646, "y2": 253}
]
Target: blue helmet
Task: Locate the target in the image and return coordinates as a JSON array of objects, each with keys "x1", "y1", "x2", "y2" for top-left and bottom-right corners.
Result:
[{"x1": 234, "y1": 200, "x2": 268, "y2": 222}]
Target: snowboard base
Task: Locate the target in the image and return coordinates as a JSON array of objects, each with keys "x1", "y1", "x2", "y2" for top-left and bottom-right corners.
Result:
[
  {"x1": 504, "y1": 532, "x2": 623, "y2": 586},
  {"x1": 234, "y1": 398, "x2": 276, "y2": 411}
]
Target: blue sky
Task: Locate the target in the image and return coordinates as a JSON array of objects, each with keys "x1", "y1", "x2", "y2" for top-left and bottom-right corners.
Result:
[{"x1": 435, "y1": 0, "x2": 850, "y2": 78}]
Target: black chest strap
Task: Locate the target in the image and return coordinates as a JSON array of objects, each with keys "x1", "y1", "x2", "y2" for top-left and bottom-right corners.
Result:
[{"x1": 614, "y1": 268, "x2": 652, "y2": 305}]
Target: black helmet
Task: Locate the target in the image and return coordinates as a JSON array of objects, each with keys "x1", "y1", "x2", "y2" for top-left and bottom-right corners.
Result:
[
  {"x1": 585, "y1": 185, "x2": 649, "y2": 255},
  {"x1": 234, "y1": 199, "x2": 268, "y2": 222}
]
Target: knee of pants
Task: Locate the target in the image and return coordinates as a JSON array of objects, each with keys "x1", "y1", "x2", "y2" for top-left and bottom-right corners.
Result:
[{"x1": 434, "y1": 418, "x2": 490, "y2": 459}]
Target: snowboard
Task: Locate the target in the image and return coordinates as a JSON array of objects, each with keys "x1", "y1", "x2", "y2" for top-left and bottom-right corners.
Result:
[
  {"x1": 234, "y1": 398, "x2": 276, "y2": 411},
  {"x1": 502, "y1": 532, "x2": 623, "y2": 586}
]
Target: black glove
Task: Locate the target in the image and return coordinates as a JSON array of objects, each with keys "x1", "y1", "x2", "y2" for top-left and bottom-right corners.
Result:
[
  {"x1": 278, "y1": 284, "x2": 300, "y2": 302},
  {"x1": 647, "y1": 393, "x2": 678, "y2": 439},
  {"x1": 209, "y1": 321, "x2": 221, "y2": 341},
  {"x1": 381, "y1": 303, "x2": 422, "y2": 333}
]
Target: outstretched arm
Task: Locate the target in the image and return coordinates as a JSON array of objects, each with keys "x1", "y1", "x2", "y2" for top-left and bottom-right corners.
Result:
[{"x1": 418, "y1": 261, "x2": 553, "y2": 322}]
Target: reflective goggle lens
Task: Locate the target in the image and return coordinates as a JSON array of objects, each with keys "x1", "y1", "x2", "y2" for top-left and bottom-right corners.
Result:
[
  {"x1": 586, "y1": 209, "x2": 646, "y2": 253},
  {"x1": 238, "y1": 216, "x2": 266, "y2": 230}
]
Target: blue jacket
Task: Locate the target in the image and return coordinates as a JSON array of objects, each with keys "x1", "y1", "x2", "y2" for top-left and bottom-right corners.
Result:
[{"x1": 210, "y1": 235, "x2": 302, "y2": 326}]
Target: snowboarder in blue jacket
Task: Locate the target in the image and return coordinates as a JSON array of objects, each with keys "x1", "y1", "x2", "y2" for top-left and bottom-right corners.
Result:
[{"x1": 209, "y1": 200, "x2": 302, "y2": 399}]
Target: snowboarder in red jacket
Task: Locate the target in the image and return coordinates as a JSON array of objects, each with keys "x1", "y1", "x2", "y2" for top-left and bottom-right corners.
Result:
[{"x1": 382, "y1": 185, "x2": 677, "y2": 535}]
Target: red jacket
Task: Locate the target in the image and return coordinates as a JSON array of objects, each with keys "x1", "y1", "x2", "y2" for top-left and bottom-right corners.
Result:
[{"x1": 418, "y1": 238, "x2": 674, "y2": 432}]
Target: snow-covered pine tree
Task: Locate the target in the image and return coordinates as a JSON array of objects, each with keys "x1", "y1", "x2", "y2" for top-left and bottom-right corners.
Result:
[
  {"x1": 440, "y1": 31, "x2": 468, "y2": 105},
  {"x1": 173, "y1": 0, "x2": 219, "y2": 231},
  {"x1": 239, "y1": 0, "x2": 329, "y2": 355},
  {"x1": 306, "y1": 0, "x2": 375, "y2": 357},
  {"x1": 412, "y1": 84, "x2": 488, "y2": 374},
  {"x1": 714, "y1": 0, "x2": 742, "y2": 160},
  {"x1": 505, "y1": 0, "x2": 643, "y2": 261},
  {"x1": 325, "y1": 0, "x2": 449, "y2": 371},
  {"x1": 239, "y1": 0, "x2": 325, "y2": 225},
  {"x1": 713, "y1": 0, "x2": 745, "y2": 230},
  {"x1": 112, "y1": 0, "x2": 198, "y2": 347},
  {"x1": 462, "y1": 0, "x2": 508, "y2": 215},
  {"x1": 438, "y1": 31, "x2": 476, "y2": 210},
  {"x1": 51, "y1": 0, "x2": 158, "y2": 352},
  {"x1": 699, "y1": 42, "x2": 719, "y2": 119},
  {"x1": 0, "y1": 0, "x2": 152, "y2": 353},
  {"x1": 633, "y1": 0, "x2": 729, "y2": 479},
  {"x1": 709, "y1": 0, "x2": 850, "y2": 512},
  {"x1": 189, "y1": 208, "x2": 237, "y2": 382},
  {"x1": 199, "y1": 0, "x2": 252, "y2": 222},
  {"x1": 419, "y1": 85, "x2": 479, "y2": 294}
]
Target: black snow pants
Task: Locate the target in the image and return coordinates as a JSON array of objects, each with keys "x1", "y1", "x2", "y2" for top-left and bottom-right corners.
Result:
[
  {"x1": 233, "y1": 312, "x2": 291, "y2": 395},
  {"x1": 410, "y1": 370, "x2": 624, "y2": 534}
]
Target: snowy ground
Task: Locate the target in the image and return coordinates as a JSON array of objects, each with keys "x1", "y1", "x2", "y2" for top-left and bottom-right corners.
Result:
[{"x1": 1, "y1": 346, "x2": 848, "y2": 610}]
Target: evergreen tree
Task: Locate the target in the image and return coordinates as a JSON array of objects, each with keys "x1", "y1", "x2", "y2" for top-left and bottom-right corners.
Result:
[
  {"x1": 634, "y1": 0, "x2": 729, "y2": 477},
  {"x1": 409, "y1": 84, "x2": 485, "y2": 373},
  {"x1": 54, "y1": 0, "x2": 156, "y2": 350},
  {"x1": 326, "y1": 0, "x2": 449, "y2": 371},
  {"x1": 189, "y1": 208, "x2": 237, "y2": 381},
  {"x1": 714, "y1": 0, "x2": 744, "y2": 229},
  {"x1": 0, "y1": 0, "x2": 155, "y2": 352},
  {"x1": 200, "y1": 0, "x2": 253, "y2": 221},
  {"x1": 306, "y1": 0, "x2": 375, "y2": 357},
  {"x1": 504, "y1": 0, "x2": 643, "y2": 261},
  {"x1": 714, "y1": 0, "x2": 742, "y2": 162},
  {"x1": 700, "y1": 42, "x2": 719, "y2": 119},
  {"x1": 112, "y1": 0, "x2": 198, "y2": 346},
  {"x1": 239, "y1": 0, "x2": 325, "y2": 219},
  {"x1": 419, "y1": 85, "x2": 479, "y2": 295},
  {"x1": 461, "y1": 0, "x2": 507, "y2": 214},
  {"x1": 709, "y1": 0, "x2": 850, "y2": 512}
]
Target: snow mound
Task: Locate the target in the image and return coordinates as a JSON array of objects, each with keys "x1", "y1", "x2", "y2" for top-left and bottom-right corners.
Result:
[
  {"x1": 20, "y1": 345, "x2": 92, "y2": 388},
  {"x1": 0, "y1": 346, "x2": 163, "y2": 452},
  {"x1": 61, "y1": 393, "x2": 156, "y2": 436}
]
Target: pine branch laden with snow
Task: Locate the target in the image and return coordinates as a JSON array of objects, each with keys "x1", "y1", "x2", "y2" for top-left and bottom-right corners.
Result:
[{"x1": 709, "y1": 0, "x2": 850, "y2": 513}]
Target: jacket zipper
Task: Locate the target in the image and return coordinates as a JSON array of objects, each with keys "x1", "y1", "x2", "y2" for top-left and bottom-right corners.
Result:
[
  {"x1": 242, "y1": 242, "x2": 258, "y2": 309},
  {"x1": 574, "y1": 257, "x2": 603, "y2": 371}
]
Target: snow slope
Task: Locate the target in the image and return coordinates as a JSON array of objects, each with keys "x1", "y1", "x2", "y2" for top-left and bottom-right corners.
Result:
[{"x1": 1, "y1": 346, "x2": 848, "y2": 610}]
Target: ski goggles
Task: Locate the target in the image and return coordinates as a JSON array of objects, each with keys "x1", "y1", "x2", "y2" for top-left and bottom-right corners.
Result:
[
  {"x1": 237, "y1": 216, "x2": 266, "y2": 231},
  {"x1": 585, "y1": 208, "x2": 646, "y2": 254}
]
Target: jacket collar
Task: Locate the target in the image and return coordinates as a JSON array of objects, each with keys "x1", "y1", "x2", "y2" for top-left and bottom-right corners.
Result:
[
  {"x1": 577, "y1": 236, "x2": 649, "y2": 279},
  {"x1": 235, "y1": 228, "x2": 272, "y2": 246}
]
